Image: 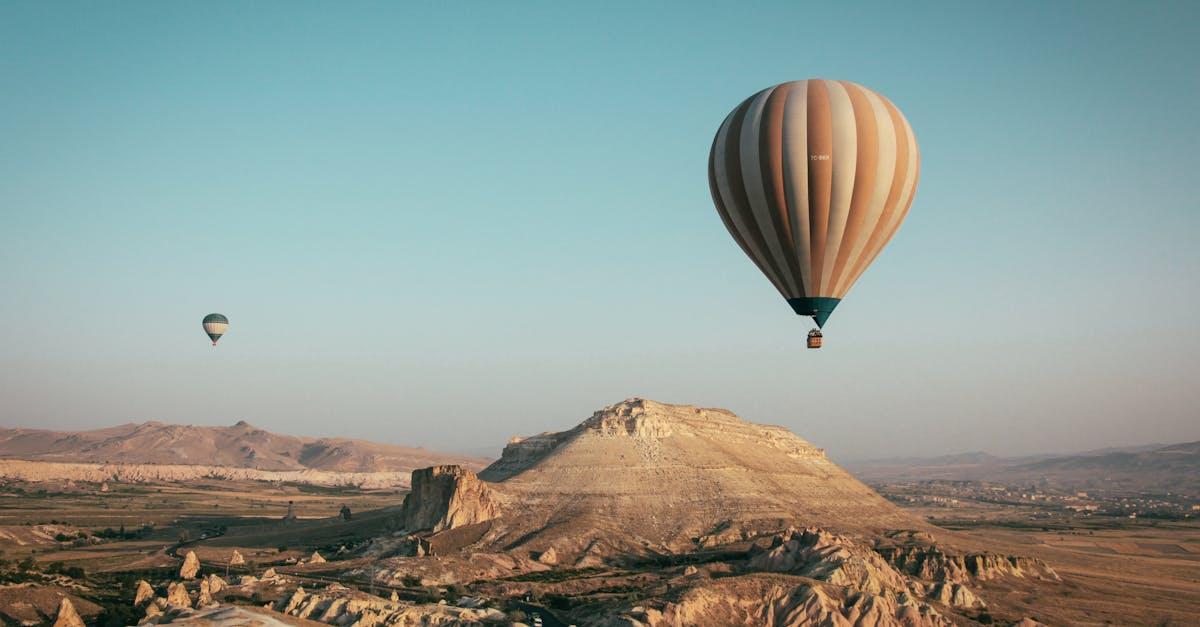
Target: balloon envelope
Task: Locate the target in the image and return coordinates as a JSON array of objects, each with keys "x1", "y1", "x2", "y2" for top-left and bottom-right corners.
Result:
[
  {"x1": 708, "y1": 79, "x2": 920, "y2": 327},
  {"x1": 202, "y1": 313, "x2": 228, "y2": 345}
]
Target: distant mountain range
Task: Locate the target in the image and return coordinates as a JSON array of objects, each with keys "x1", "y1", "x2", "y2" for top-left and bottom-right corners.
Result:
[
  {"x1": 0, "y1": 420, "x2": 486, "y2": 473},
  {"x1": 845, "y1": 441, "x2": 1200, "y2": 495}
]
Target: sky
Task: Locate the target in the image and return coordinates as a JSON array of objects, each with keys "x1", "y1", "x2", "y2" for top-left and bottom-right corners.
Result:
[{"x1": 1, "y1": 1, "x2": 1197, "y2": 461}]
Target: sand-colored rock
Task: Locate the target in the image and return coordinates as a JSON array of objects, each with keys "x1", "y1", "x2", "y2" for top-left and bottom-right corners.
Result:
[
  {"x1": 400, "y1": 465, "x2": 501, "y2": 532},
  {"x1": 180, "y1": 549, "x2": 200, "y2": 579},
  {"x1": 165, "y1": 582, "x2": 191, "y2": 609},
  {"x1": 142, "y1": 600, "x2": 164, "y2": 622},
  {"x1": 52, "y1": 597, "x2": 85, "y2": 627},
  {"x1": 536, "y1": 547, "x2": 558, "y2": 565},
  {"x1": 880, "y1": 544, "x2": 1059, "y2": 584},
  {"x1": 617, "y1": 575, "x2": 950, "y2": 627},
  {"x1": 308, "y1": 550, "x2": 326, "y2": 564},
  {"x1": 133, "y1": 579, "x2": 155, "y2": 607},
  {"x1": 229, "y1": 549, "x2": 245, "y2": 566},
  {"x1": 927, "y1": 581, "x2": 985, "y2": 609},
  {"x1": 196, "y1": 579, "x2": 215, "y2": 608},
  {"x1": 271, "y1": 583, "x2": 504, "y2": 625},
  {"x1": 442, "y1": 398, "x2": 930, "y2": 563},
  {"x1": 205, "y1": 574, "x2": 226, "y2": 594},
  {"x1": 746, "y1": 527, "x2": 911, "y2": 595}
]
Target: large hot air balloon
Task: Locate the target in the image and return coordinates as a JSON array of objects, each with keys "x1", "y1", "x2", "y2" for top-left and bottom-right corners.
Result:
[
  {"x1": 708, "y1": 79, "x2": 919, "y2": 347},
  {"x1": 202, "y1": 313, "x2": 228, "y2": 346}
]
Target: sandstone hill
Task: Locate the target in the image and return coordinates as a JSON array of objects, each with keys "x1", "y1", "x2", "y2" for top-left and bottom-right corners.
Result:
[
  {"x1": 0, "y1": 420, "x2": 484, "y2": 473},
  {"x1": 398, "y1": 398, "x2": 935, "y2": 564}
]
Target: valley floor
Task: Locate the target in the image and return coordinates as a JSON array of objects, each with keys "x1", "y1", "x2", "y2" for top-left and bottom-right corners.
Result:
[{"x1": 0, "y1": 476, "x2": 1197, "y2": 626}]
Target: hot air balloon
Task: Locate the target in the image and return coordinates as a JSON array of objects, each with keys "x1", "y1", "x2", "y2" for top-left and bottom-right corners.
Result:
[
  {"x1": 708, "y1": 79, "x2": 920, "y2": 348},
  {"x1": 202, "y1": 313, "x2": 228, "y2": 346}
]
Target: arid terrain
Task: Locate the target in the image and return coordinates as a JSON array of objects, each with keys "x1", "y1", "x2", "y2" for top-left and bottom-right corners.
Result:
[
  {"x1": 846, "y1": 443, "x2": 1200, "y2": 495},
  {"x1": 0, "y1": 421, "x2": 486, "y2": 474},
  {"x1": 0, "y1": 399, "x2": 1196, "y2": 626}
]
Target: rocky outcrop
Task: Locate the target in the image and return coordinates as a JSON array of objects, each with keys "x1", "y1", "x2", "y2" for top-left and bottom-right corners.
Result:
[
  {"x1": 927, "y1": 582, "x2": 985, "y2": 609},
  {"x1": 179, "y1": 550, "x2": 200, "y2": 579},
  {"x1": 52, "y1": 597, "x2": 85, "y2": 627},
  {"x1": 400, "y1": 465, "x2": 501, "y2": 532},
  {"x1": 536, "y1": 547, "x2": 558, "y2": 565},
  {"x1": 133, "y1": 580, "x2": 155, "y2": 607},
  {"x1": 272, "y1": 583, "x2": 504, "y2": 625},
  {"x1": 746, "y1": 528, "x2": 912, "y2": 595},
  {"x1": 165, "y1": 582, "x2": 191, "y2": 609},
  {"x1": 195, "y1": 579, "x2": 214, "y2": 608},
  {"x1": 611, "y1": 575, "x2": 950, "y2": 627},
  {"x1": 879, "y1": 545, "x2": 1060, "y2": 584},
  {"x1": 308, "y1": 550, "x2": 326, "y2": 564},
  {"x1": 229, "y1": 549, "x2": 245, "y2": 566},
  {"x1": 205, "y1": 574, "x2": 226, "y2": 594}
]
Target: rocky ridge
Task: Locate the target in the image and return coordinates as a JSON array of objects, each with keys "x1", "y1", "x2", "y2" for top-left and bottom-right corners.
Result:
[
  {"x1": 0, "y1": 459, "x2": 419, "y2": 489},
  {"x1": 0, "y1": 420, "x2": 485, "y2": 473}
]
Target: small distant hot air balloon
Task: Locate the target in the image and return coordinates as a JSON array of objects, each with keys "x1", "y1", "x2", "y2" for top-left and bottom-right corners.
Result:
[
  {"x1": 202, "y1": 313, "x2": 228, "y2": 346},
  {"x1": 708, "y1": 79, "x2": 920, "y2": 348}
]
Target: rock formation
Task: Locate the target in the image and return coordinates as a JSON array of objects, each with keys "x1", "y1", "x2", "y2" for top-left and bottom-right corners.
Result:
[
  {"x1": 400, "y1": 465, "x2": 501, "y2": 532},
  {"x1": 52, "y1": 597, "x2": 85, "y2": 627},
  {"x1": 229, "y1": 549, "x2": 245, "y2": 566},
  {"x1": 927, "y1": 581, "x2": 985, "y2": 609},
  {"x1": 328, "y1": 398, "x2": 1085, "y2": 626},
  {"x1": 536, "y1": 547, "x2": 558, "y2": 565},
  {"x1": 165, "y1": 582, "x2": 191, "y2": 609},
  {"x1": 179, "y1": 550, "x2": 200, "y2": 579},
  {"x1": 395, "y1": 398, "x2": 931, "y2": 563},
  {"x1": 878, "y1": 544, "x2": 1059, "y2": 584},
  {"x1": 205, "y1": 573, "x2": 226, "y2": 594},
  {"x1": 745, "y1": 528, "x2": 912, "y2": 595},
  {"x1": 308, "y1": 550, "x2": 326, "y2": 564},
  {"x1": 611, "y1": 576, "x2": 951, "y2": 627},
  {"x1": 133, "y1": 580, "x2": 155, "y2": 607},
  {"x1": 271, "y1": 583, "x2": 505, "y2": 625}
]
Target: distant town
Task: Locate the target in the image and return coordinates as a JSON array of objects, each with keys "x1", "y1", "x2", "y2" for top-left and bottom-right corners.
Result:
[{"x1": 872, "y1": 480, "x2": 1198, "y2": 526}]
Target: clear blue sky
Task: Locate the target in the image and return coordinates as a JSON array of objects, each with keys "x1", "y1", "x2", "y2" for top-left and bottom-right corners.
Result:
[{"x1": 2, "y1": 1, "x2": 1197, "y2": 460}]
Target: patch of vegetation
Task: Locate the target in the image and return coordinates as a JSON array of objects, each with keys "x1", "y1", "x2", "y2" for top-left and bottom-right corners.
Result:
[{"x1": 500, "y1": 566, "x2": 608, "y2": 583}]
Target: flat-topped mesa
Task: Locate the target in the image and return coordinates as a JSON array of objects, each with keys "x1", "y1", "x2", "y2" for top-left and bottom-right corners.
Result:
[
  {"x1": 482, "y1": 398, "x2": 826, "y2": 483},
  {"x1": 400, "y1": 465, "x2": 500, "y2": 533},
  {"x1": 467, "y1": 398, "x2": 930, "y2": 559},
  {"x1": 584, "y1": 398, "x2": 825, "y2": 453}
]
